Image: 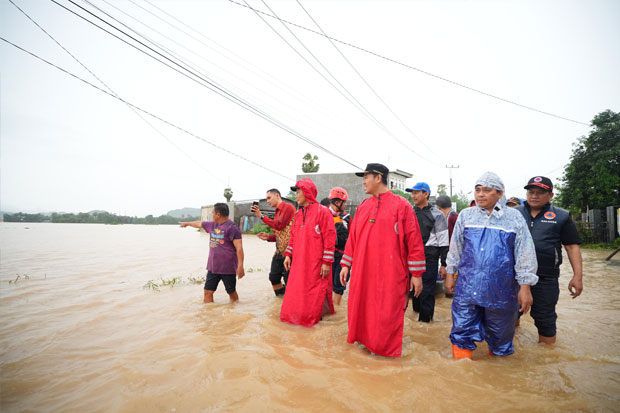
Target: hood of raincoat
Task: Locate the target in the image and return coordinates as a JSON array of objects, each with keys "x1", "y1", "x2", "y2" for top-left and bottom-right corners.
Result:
[
  {"x1": 293, "y1": 178, "x2": 318, "y2": 204},
  {"x1": 475, "y1": 171, "x2": 506, "y2": 207}
]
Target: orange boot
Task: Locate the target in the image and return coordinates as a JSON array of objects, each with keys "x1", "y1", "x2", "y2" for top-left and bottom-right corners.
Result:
[{"x1": 452, "y1": 344, "x2": 473, "y2": 360}]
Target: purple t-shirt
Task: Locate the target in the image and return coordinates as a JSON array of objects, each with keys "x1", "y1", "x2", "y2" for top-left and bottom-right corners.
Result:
[{"x1": 201, "y1": 220, "x2": 242, "y2": 274}]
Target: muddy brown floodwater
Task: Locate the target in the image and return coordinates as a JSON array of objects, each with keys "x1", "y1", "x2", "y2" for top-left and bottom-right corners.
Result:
[{"x1": 0, "y1": 223, "x2": 618, "y2": 412}]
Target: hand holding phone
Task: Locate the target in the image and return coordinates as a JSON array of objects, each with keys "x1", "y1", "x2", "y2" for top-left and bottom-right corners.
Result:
[{"x1": 251, "y1": 201, "x2": 260, "y2": 217}]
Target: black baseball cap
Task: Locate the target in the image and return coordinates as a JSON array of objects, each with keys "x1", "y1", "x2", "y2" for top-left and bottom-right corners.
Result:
[
  {"x1": 524, "y1": 176, "x2": 553, "y2": 192},
  {"x1": 355, "y1": 163, "x2": 389, "y2": 177}
]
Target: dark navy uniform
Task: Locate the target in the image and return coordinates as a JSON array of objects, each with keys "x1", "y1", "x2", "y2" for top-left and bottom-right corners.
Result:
[{"x1": 515, "y1": 202, "x2": 582, "y2": 337}]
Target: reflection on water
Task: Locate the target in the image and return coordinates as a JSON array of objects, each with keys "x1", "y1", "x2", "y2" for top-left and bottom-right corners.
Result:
[{"x1": 1, "y1": 223, "x2": 618, "y2": 411}]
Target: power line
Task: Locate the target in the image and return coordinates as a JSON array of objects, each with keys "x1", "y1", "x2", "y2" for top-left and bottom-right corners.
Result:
[
  {"x1": 227, "y1": 0, "x2": 589, "y2": 127},
  {"x1": 51, "y1": 0, "x2": 362, "y2": 170},
  {"x1": 136, "y1": 0, "x2": 383, "y2": 157},
  {"x1": 91, "y1": 0, "x2": 349, "y2": 150},
  {"x1": 294, "y1": 0, "x2": 441, "y2": 160},
  {"x1": 0, "y1": 35, "x2": 295, "y2": 181},
  {"x1": 7, "y1": 0, "x2": 229, "y2": 187},
  {"x1": 247, "y1": 0, "x2": 432, "y2": 163},
  {"x1": 258, "y1": 0, "x2": 398, "y2": 142},
  {"x1": 82, "y1": 0, "x2": 360, "y2": 170},
  {"x1": 242, "y1": 2, "x2": 372, "y2": 130}
]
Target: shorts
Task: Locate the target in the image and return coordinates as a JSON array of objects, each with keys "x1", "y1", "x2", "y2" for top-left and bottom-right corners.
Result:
[
  {"x1": 530, "y1": 277, "x2": 560, "y2": 337},
  {"x1": 204, "y1": 271, "x2": 237, "y2": 294}
]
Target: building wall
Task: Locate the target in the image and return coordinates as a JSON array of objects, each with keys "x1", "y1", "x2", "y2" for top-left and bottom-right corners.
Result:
[
  {"x1": 296, "y1": 171, "x2": 413, "y2": 205},
  {"x1": 296, "y1": 172, "x2": 368, "y2": 205}
]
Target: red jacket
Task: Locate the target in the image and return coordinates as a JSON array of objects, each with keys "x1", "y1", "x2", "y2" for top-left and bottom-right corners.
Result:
[
  {"x1": 281, "y1": 179, "x2": 337, "y2": 327},
  {"x1": 341, "y1": 191, "x2": 425, "y2": 357}
]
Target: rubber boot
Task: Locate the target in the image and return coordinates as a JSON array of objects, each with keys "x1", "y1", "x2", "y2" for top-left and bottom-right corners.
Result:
[{"x1": 452, "y1": 344, "x2": 473, "y2": 360}]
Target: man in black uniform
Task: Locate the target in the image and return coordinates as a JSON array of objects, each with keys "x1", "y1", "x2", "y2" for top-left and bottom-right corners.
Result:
[
  {"x1": 515, "y1": 176, "x2": 584, "y2": 344},
  {"x1": 406, "y1": 182, "x2": 449, "y2": 322}
]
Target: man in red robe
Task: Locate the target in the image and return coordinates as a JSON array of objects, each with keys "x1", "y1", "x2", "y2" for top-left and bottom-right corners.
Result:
[
  {"x1": 340, "y1": 163, "x2": 426, "y2": 357},
  {"x1": 282, "y1": 178, "x2": 337, "y2": 327}
]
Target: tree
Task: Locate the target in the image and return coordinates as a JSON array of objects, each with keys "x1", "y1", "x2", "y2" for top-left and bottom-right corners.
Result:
[
  {"x1": 557, "y1": 110, "x2": 620, "y2": 211},
  {"x1": 223, "y1": 188, "x2": 233, "y2": 202},
  {"x1": 393, "y1": 189, "x2": 414, "y2": 206},
  {"x1": 451, "y1": 191, "x2": 470, "y2": 212},
  {"x1": 301, "y1": 153, "x2": 320, "y2": 173},
  {"x1": 437, "y1": 184, "x2": 448, "y2": 196}
]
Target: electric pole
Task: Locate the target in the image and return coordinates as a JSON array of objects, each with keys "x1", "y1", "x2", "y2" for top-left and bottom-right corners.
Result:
[{"x1": 446, "y1": 165, "x2": 460, "y2": 198}]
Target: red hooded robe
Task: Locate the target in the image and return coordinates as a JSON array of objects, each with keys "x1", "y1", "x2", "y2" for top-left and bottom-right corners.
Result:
[
  {"x1": 341, "y1": 191, "x2": 426, "y2": 357},
  {"x1": 281, "y1": 179, "x2": 337, "y2": 327}
]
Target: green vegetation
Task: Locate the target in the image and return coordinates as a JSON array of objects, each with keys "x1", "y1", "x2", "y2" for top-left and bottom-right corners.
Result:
[
  {"x1": 249, "y1": 223, "x2": 273, "y2": 234},
  {"x1": 3, "y1": 213, "x2": 49, "y2": 222},
  {"x1": 286, "y1": 190, "x2": 296, "y2": 200},
  {"x1": 224, "y1": 188, "x2": 233, "y2": 202},
  {"x1": 3, "y1": 211, "x2": 200, "y2": 225},
  {"x1": 556, "y1": 110, "x2": 620, "y2": 213},
  {"x1": 8, "y1": 274, "x2": 30, "y2": 284},
  {"x1": 393, "y1": 189, "x2": 413, "y2": 206},
  {"x1": 581, "y1": 242, "x2": 618, "y2": 250},
  {"x1": 143, "y1": 270, "x2": 261, "y2": 291},
  {"x1": 143, "y1": 275, "x2": 205, "y2": 291},
  {"x1": 301, "y1": 153, "x2": 320, "y2": 173},
  {"x1": 451, "y1": 191, "x2": 471, "y2": 212}
]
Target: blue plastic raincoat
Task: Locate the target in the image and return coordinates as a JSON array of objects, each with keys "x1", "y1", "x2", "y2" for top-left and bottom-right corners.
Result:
[{"x1": 446, "y1": 172, "x2": 538, "y2": 355}]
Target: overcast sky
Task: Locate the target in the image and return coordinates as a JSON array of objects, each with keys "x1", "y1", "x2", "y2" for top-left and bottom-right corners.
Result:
[{"x1": 1, "y1": 0, "x2": 618, "y2": 216}]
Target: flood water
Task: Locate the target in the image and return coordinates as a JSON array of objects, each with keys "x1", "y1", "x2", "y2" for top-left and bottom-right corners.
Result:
[{"x1": 0, "y1": 222, "x2": 618, "y2": 412}]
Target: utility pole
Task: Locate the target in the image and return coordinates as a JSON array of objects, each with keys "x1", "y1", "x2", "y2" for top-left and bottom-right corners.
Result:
[{"x1": 446, "y1": 165, "x2": 460, "y2": 198}]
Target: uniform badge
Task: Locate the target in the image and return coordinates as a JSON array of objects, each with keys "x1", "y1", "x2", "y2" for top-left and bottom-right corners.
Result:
[{"x1": 544, "y1": 211, "x2": 556, "y2": 219}]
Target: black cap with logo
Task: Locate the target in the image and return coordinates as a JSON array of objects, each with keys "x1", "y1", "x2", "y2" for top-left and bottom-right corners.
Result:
[
  {"x1": 524, "y1": 176, "x2": 553, "y2": 192},
  {"x1": 355, "y1": 163, "x2": 389, "y2": 177}
]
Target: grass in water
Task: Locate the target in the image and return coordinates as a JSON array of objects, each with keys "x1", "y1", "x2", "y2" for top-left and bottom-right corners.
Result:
[
  {"x1": 143, "y1": 269, "x2": 265, "y2": 292},
  {"x1": 8, "y1": 274, "x2": 30, "y2": 284},
  {"x1": 143, "y1": 275, "x2": 206, "y2": 291}
]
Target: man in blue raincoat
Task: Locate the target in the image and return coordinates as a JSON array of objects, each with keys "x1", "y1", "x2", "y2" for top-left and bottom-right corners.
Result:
[{"x1": 445, "y1": 172, "x2": 538, "y2": 359}]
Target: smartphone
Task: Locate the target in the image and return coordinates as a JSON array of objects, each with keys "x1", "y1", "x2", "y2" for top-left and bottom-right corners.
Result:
[{"x1": 252, "y1": 201, "x2": 259, "y2": 207}]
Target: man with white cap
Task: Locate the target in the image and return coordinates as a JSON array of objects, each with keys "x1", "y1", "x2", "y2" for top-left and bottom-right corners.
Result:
[{"x1": 445, "y1": 172, "x2": 538, "y2": 359}]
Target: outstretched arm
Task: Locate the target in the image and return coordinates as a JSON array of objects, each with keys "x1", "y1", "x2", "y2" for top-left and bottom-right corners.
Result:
[{"x1": 179, "y1": 220, "x2": 202, "y2": 229}]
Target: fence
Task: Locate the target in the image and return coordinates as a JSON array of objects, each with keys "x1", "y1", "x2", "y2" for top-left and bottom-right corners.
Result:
[{"x1": 576, "y1": 206, "x2": 620, "y2": 244}]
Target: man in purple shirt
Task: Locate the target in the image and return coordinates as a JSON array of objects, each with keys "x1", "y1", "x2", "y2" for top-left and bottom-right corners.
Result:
[{"x1": 180, "y1": 203, "x2": 245, "y2": 303}]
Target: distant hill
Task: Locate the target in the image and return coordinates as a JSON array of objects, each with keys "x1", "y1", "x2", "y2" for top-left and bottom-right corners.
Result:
[
  {"x1": 88, "y1": 210, "x2": 108, "y2": 215},
  {"x1": 167, "y1": 207, "x2": 201, "y2": 218}
]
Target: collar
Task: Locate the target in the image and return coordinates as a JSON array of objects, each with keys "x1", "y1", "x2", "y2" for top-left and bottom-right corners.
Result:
[
  {"x1": 478, "y1": 200, "x2": 505, "y2": 218},
  {"x1": 373, "y1": 190, "x2": 392, "y2": 199},
  {"x1": 524, "y1": 201, "x2": 551, "y2": 218}
]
